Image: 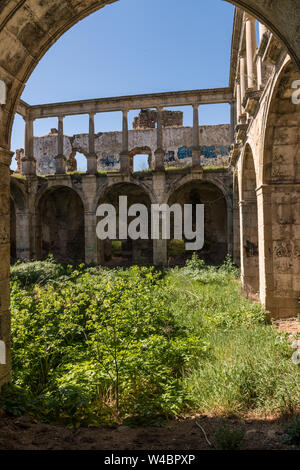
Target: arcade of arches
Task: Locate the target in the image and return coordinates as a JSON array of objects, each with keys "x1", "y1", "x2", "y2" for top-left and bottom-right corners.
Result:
[{"x1": 1, "y1": 1, "x2": 300, "y2": 387}]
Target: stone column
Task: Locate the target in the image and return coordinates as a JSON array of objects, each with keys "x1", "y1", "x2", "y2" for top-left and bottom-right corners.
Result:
[
  {"x1": 257, "y1": 56, "x2": 263, "y2": 90},
  {"x1": 0, "y1": 147, "x2": 13, "y2": 388},
  {"x1": 87, "y1": 113, "x2": 97, "y2": 174},
  {"x1": 239, "y1": 199, "x2": 259, "y2": 297},
  {"x1": 15, "y1": 210, "x2": 31, "y2": 261},
  {"x1": 245, "y1": 14, "x2": 257, "y2": 89},
  {"x1": 82, "y1": 176, "x2": 98, "y2": 264},
  {"x1": 257, "y1": 184, "x2": 300, "y2": 319},
  {"x1": 55, "y1": 116, "x2": 66, "y2": 174},
  {"x1": 22, "y1": 118, "x2": 36, "y2": 176},
  {"x1": 154, "y1": 107, "x2": 165, "y2": 171},
  {"x1": 192, "y1": 104, "x2": 202, "y2": 168},
  {"x1": 120, "y1": 109, "x2": 130, "y2": 174},
  {"x1": 233, "y1": 189, "x2": 240, "y2": 266},
  {"x1": 152, "y1": 172, "x2": 167, "y2": 265},
  {"x1": 236, "y1": 82, "x2": 242, "y2": 123},
  {"x1": 230, "y1": 101, "x2": 237, "y2": 143},
  {"x1": 84, "y1": 211, "x2": 98, "y2": 264},
  {"x1": 240, "y1": 55, "x2": 246, "y2": 107}
]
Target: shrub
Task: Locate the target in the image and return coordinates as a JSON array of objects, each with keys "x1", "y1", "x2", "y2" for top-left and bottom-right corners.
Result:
[
  {"x1": 9, "y1": 265, "x2": 207, "y2": 426},
  {"x1": 11, "y1": 255, "x2": 65, "y2": 287}
]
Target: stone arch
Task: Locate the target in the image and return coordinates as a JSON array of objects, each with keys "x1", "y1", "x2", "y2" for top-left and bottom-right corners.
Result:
[
  {"x1": 240, "y1": 143, "x2": 259, "y2": 297},
  {"x1": 96, "y1": 181, "x2": 153, "y2": 266},
  {"x1": 36, "y1": 186, "x2": 85, "y2": 264},
  {"x1": 167, "y1": 179, "x2": 228, "y2": 266},
  {"x1": 129, "y1": 147, "x2": 152, "y2": 172},
  {"x1": 262, "y1": 60, "x2": 300, "y2": 185},
  {"x1": 67, "y1": 149, "x2": 89, "y2": 173}
]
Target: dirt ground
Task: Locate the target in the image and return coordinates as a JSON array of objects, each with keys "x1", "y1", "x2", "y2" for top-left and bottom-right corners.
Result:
[
  {"x1": 0, "y1": 318, "x2": 299, "y2": 451},
  {"x1": 275, "y1": 317, "x2": 300, "y2": 336},
  {"x1": 0, "y1": 413, "x2": 299, "y2": 451}
]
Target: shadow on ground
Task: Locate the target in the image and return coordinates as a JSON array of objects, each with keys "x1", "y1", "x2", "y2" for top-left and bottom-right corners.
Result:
[{"x1": 0, "y1": 414, "x2": 299, "y2": 450}]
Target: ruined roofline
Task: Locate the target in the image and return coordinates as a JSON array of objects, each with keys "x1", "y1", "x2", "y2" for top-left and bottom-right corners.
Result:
[
  {"x1": 34, "y1": 123, "x2": 231, "y2": 139},
  {"x1": 17, "y1": 87, "x2": 233, "y2": 120}
]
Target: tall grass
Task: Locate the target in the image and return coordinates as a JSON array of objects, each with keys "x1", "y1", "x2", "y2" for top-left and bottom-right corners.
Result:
[{"x1": 167, "y1": 254, "x2": 300, "y2": 416}]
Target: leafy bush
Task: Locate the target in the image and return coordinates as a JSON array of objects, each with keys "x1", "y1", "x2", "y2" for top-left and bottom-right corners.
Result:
[
  {"x1": 6, "y1": 257, "x2": 300, "y2": 427},
  {"x1": 9, "y1": 265, "x2": 206, "y2": 426}
]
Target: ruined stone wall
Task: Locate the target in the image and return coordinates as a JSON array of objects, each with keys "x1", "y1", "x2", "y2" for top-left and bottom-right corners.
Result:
[
  {"x1": 132, "y1": 109, "x2": 183, "y2": 129},
  {"x1": 28, "y1": 124, "x2": 231, "y2": 175}
]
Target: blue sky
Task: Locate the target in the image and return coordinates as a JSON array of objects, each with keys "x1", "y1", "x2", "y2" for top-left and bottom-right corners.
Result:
[{"x1": 11, "y1": 0, "x2": 235, "y2": 170}]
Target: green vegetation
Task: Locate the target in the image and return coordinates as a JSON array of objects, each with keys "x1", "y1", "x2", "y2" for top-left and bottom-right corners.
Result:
[{"x1": 2, "y1": 254, "x2": 300, "y2": 427}]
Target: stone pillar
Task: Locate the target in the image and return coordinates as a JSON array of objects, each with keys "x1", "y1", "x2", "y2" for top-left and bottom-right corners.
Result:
[
  {"x1": 55, "y1": 116, "x2": 66, "y2": 174},
  {"x1": 257, "y1": 56, "x2": 263, "y2": 90},
  {"x1": 192, "y1": 104, "x2": 201, "y2": 168},
  {"x1": 154, "y1": 107, "x2": 165, "y2": 171},
  {"x1": 233, "y1": 191, "x2": 240, "y2": 266},
  {"x1": 82, "y1": 176, "x2": 98, "y2": 264},
  {"x1": 152, "y1": 172, "x2": 167, "y2": 265},
  {"x1": 22, "y1": 118, "x2": 36, "y2": 176},
  {"x1": 257, "y1": 184, "x2": 300, "y2": 318},
  {"x1": 15, "y1": 211, "x2": 31, "y2": 261},
  {"x1": 120, "y1": 109, "x2": 130, "y2": 174},
  {"x1": 227, "y1": 197, "x2": 234, "y2": 257},
  {"x1": 84, "y1": 211, "x2": 98, "y2": 264},
  {"x1": 87, "y1": 113, "x2": 97, "y2": 175},
  {"x1": 240, "y1": 56, "x2": 246, "y2": 107},
  {"x1": 0, "y1": 147, "x2": 13, "y2": 388},
  {"x1": 239, "y1": 199, "x2": 259, "y2": 297},
  {"x1": 230, "y1": 101, "x2": 237, "y2": 143},
  {"x1": 236, "y1": 82, "x2": 242, "y2": 123},
  {"x1": 245, "y1": 14, "x2": 257, "y2": 89}
]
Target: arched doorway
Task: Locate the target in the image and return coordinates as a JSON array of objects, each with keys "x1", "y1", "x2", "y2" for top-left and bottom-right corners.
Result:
[
  {"x1": 240, "y1": 144, "x2": 259, "y2": 298},
  {"x1": 97, "y1": 182, "x2": 153, "y2": 266},
  {"x1": 167, "y1": 180, "x2": 228, "y2": 266},
  {"x1": 36, "y1": 187, "x2": 85, "y2": 264}
]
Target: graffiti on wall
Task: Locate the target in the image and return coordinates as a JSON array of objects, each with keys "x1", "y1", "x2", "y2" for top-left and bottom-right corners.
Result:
[
  {"x1": 100, "y1": 152, "x2": 120, "y2": 168},
  {"x1": 164, "y1": 145, "x2": 230, "y2": 164},
  {"x1": 38, "y1": 155, "x2": 56, "y2": 174}
]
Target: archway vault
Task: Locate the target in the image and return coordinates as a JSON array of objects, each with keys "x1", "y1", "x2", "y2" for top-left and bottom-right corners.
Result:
[{"x1": 0, "y1": 0, "x2": 300, "y2": 150}]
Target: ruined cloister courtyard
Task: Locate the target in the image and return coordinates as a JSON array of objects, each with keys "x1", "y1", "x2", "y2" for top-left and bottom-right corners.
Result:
[{"x1": 1, "y1": 0, "x2": 300, "y2": 452}]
